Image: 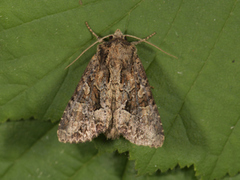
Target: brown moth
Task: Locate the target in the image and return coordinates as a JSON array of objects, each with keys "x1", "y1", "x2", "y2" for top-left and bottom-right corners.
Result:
[{"x1": 57, "y1": 22, "x2": 176, "y2": 148}]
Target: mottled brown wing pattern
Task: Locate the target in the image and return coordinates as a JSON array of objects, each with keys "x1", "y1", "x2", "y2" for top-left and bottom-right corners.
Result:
[
  {"x1": 112, "y1": 50, "x2": 164, "y2": 148},
  {"x1": 130, "y1": 56, "x2": 164, "y2": 147},
  {"x1": 58, "y1": 25, "x2": 165, "y2": 148},
  {"x1": 57, "y1": 54, "x2": 112, "y2": 143}
]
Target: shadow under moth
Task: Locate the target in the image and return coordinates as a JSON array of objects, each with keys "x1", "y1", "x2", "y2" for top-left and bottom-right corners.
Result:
[{"x1": 57, "y1": 22, "x2": 177, "y2": 148}]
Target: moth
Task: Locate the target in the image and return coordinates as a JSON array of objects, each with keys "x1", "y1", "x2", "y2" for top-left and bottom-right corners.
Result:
[{"x1": 58, "y1": 22, "x2": 176, "y2": 148}]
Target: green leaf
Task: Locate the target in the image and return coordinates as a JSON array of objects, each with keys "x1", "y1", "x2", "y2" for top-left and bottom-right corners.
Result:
[
  {"x1": 0, "y1": 121, "x2": 128, "y2": 180},
  {"x1": 0, "y1": 120, "x2": 239, "y2": 180},
  {"x1": 1, "y1": 0, "x2": 240, "y2": 180}
]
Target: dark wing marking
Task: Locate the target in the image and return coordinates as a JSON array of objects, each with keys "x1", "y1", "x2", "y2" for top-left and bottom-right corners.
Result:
[
  {"x1": 57, "y1": 54, "x2": 112, "y2": 143},
  {"x1": 114, "y1": 56, "x2": 164, "y2": 148}
]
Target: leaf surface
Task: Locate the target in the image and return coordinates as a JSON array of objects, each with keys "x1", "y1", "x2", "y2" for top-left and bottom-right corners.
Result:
[{"x1": 0, "y1": 0, "x2": 240, "y2": 179}]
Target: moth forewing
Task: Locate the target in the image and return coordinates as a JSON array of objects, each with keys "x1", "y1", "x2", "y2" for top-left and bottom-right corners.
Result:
[{"x1": 57, "y1": 22, "x2": 177, "y2": 148}]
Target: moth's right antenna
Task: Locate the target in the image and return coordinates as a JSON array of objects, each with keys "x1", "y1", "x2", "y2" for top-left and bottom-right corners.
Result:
[{"x1": 65, "y1": 22, "x2": 112, "y2": 69}]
